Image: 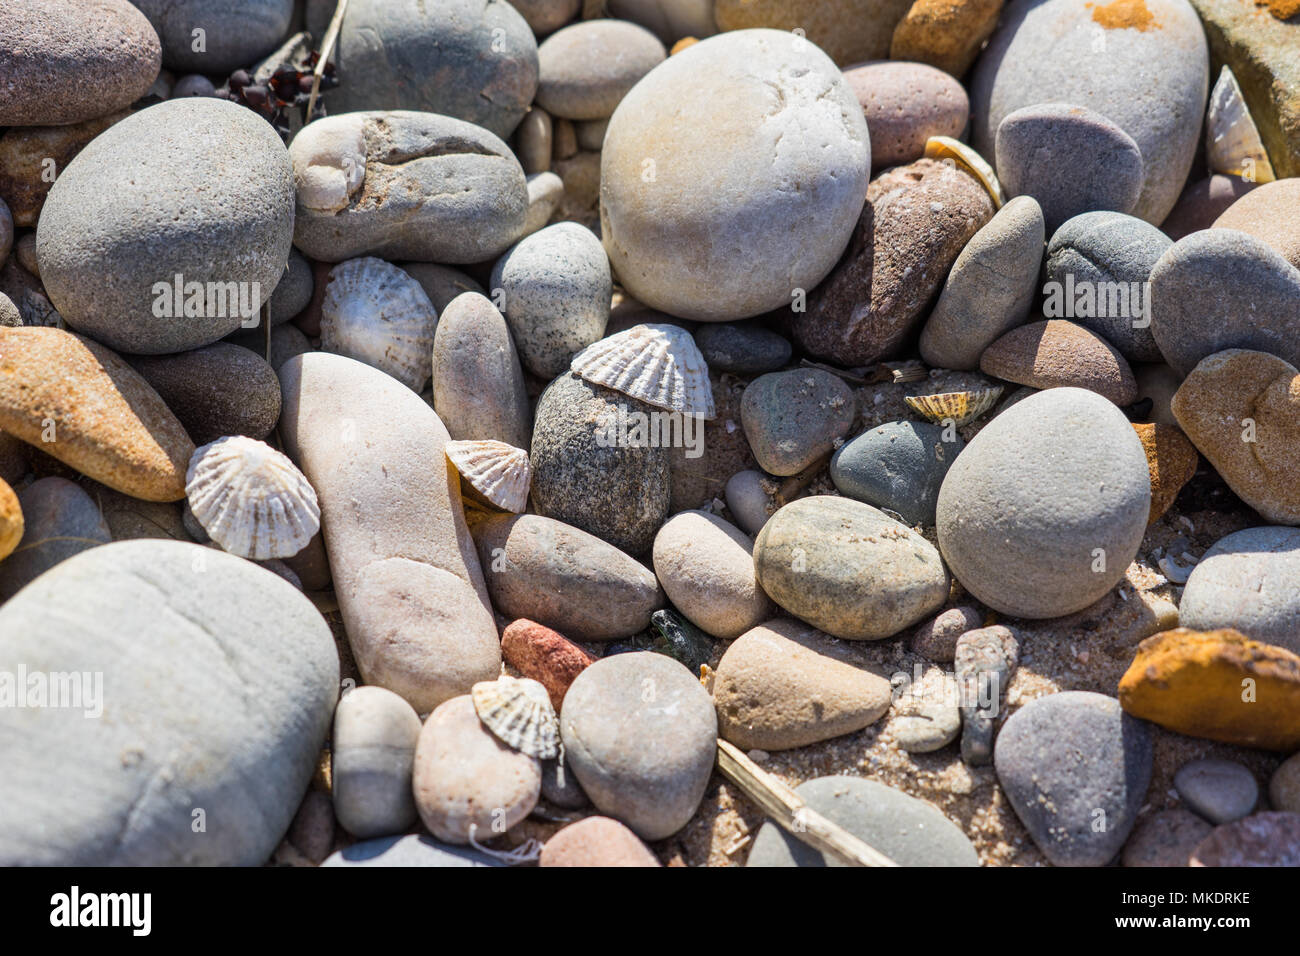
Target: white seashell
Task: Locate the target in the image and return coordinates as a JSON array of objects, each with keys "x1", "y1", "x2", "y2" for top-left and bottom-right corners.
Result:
[
  {"x1": 1158, "y1": 552, "x2": 1198, "y2": 585},
  {"x1": 471, "y1": 676, "x2": 559, "y2": 759},
  {"x1": 290, "y1": 115, "x2": 367, "y2": 212},
  {"x1": 570, "y1": 323, "x2": 716, "y2": 418},
  {"x1": 186, "y1": 436, "x2": 321, "y2": 560},
  {"x1": 1205, "y1": 66, "x2": 1276, "y2": 184},
  {"x1": 445, "y1": 440, "x2": 531, "y2": 513},
  {"x1": 924, "y1": 136, "x2": 1006, "y2": 208},
  {"x1": 320, "y1": 257, "x2": 437, "y2": 391}
]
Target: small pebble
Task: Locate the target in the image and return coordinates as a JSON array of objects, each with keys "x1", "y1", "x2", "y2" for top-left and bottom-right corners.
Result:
[{"x1": 1174, "y1": 759, "x2": 1258, "y2": 824}]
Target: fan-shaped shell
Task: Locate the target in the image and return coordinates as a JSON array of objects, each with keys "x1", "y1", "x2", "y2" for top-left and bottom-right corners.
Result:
[
  {"x1": 570, "y1": 323, "x2": 716, "y2": 418},
  {"x1": 471, "y1": 676, "x2": 559, "y2": 759},
  {"x1": 186, "y1": 436, "x2": 320, "y2": 560},
  {"x1": 446, "y1": 440, "x2": 531, "y2": 513},
  {"x1": 905, "y1": 387, "x2": 1003, "y2": 427},
  {"x1": 1205, "y1": 66, "x2": 1275, "y2": 184},
  {"x1": 924, "y1": 136, "x2": 1005, "y2": 208},
  {"x1": 320, "y1": 257, "x2": 437, "y2": 391}
]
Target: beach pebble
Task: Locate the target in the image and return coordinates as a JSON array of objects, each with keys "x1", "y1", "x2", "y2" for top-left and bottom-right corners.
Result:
[
  {"x1": 287, "y1": 791, "x2": 335, "y2": 864},
  {"x1": 316, "y1": 0, "x2": 538, "y2": 139},
  {"x1": 37, "y1": 98, "x2": 294, "y2": 355},
  {"x1": 133, "y1": 0, "x2": 291, "y2": 75},
  {"x1": 1270, "y1": 753, "x2": 1300, "y2": 813},
  {"x1": 0, "y1": 540, "x2": 338, "y2": 865},
  {"x1": 954, "y1": 624, "x2": 1018, "y2": 765},
  {"x1": 331, "y1": 686, "x2": 422, "y2": 840},
  {"x1": 754, "y1": 496, "x2": 949, "y2": 640},
  {"x1": 746, "y1": 776, "x2": 979, "y2": 866},
  {"x1": 1150, "y1": 229, "x2": 1300, "y2": 377},
  {"x1": 513, "y1": 0, "x2": 582, "y2": 35},
  {"x1": 713, "y1": 619, "x2": 892, "y2": 751},
  {"x1": 530, "y1": 374, "x2": 670, "y2": 555},
  {"x1": 969, "y1": 0, "x2": 1209, "y2": 225},
  {"x1": 1174, "y1": 759, "x2": 1258, "y2": 825},
  {"x1": 652, "y1": 510, "x2": 771, "y2": 639},
  {"x1": 1179, "y1": 527, "x2": 1300, "y2": 654},
  {"x1": 280, "y1": 352, "x2": 499, "y2": 714},
  {"x1": 537, "y1": 20, "x2": 665, "y2": 119},
  {"x1": 936, "y1": 387, "x2": 1150, "y2": 618},
  {"x1": 980, "y1": 319, "x2": 1139, "y2": 406},
  {"x1": 523, "y1": 172, "x2": 565, "y2": 236},
  {"x1": 128, "y1": 343, "x2": 281, "y2": 446},
  {"x1": 740, "y1": 369, "x2": 855, "y2": 477},
  {"x1": 0, "y1": 478, "x2": 111, "y2": 601},
  {"x1": 795, "y1": 158, "x2": 994, "y2": 366},
  {"x1": 226, "y1": 322, "x2": 311, "y2": 373},
  {"x1": 290, "y1": 111, "x2": 527, "y2": 264},
  {"x1": 1171, "y1": 350, "x2": 1300, "y2": 526},
  {"x1": 713, "y1": 0, "x2": 912, "y2": 65},
  {"x1": 919, "y1": 196, "x2": 1045, "y2": 370},
  {"x1": 268, "y1": 251, "x2": 314, "y2": 326},
  {"x1": 724, "y1": 469, "x2": 772, "y2": 537},
  {"x1": 1043, "y1": 211, "x2": 1172, "y2": 362},
  {"x1": 0, "y1": 113, "x2": 129, "y2": 229},
  {"x1": 575, "y1": 119, "x2": 608, "y2": 151},
  {"x1": 491, "y1": 223, "x2": 611, "y2": 377},
  {"x1": 399, "y1": 264, "x2": 485, "y2": 316},
  {"x1": 561, "y1": 652, "x2": 716, "y2": 840},
  {"x1": 171, "y1": 74, "x2": 215, "y2": 98},
  {"x1": 693, "y1": 323, "x2": 792, "y2": 375},
  {"x1": 321, "y1": 834, "x2": 503, "y2": 868},
  {"x1": 600, "y1": 29, "x2": 870, "y2": 321},
  {"x1": 0, "y1": 294, "x2": 15, "y2": 329},
  {"x1": 1213, "y1": 177, "x2": 1300, "y2": 269},
  {"x1": 887, "y1": 665, "x2": 961, "y2": 754},
  {"x1": 0, "y1": 328, "x2": 193, "y2": 502},
  {"x1": 606, "y1": 0, "x2": 718, "y2": 44},
  {"x1": 87, "y1": 482, "x2": 186, "y2": 543},
  {"x1": 910, "y1": 606, "x2": 983, "y2": 663},
  {"x1": 540, "y1": 817, "x2": 660, "y2": 867},
  {"x1": 889, "y1": 0, "x2": 1003, "y2": 77},
  {"x1": 412, "y1": 695, "x2": 541, "y2": 845},
  {"x1": 842, "y1": 60, "x2": 969, "y2": 169},
  {"x1": 515, "y1": 107, "x2": 553, "y2": 175},
  {"x1": 473, "y1": 513, "x2": 665, "y2": 642},
  {"x1": 830, "y1": 420, "x2": 964, "y2": 527},
  {"x1": 1132, "y1": 423, "x2": 1197, "y2": 525},
  {"x1": 501, "y1": 618, "x2": 596, "y2": 710},
  {"x1": 541, "y1": 755, "x2": 589, "y2": 809},
  {"x1": 1118, "y1": 628, "x2": 1300, "y2": 752},
  {"x1": 1161, "y1": 174, "x2": 1256, "y2": 241},
  {"x1": 0, "y1": 0, "x2": 160, "y2": 126},
  {"x1": 995, "y1": 691, "x2": 1153, "y2": 866},
  {"x1": 1121, "y1": 809, "x2": 1213, "y2": 867},
  {"x1": 431, "y1": 292, "x2": 531, "y2": 448},
  {"x1": 995, "y1": 103, "x2": 1145, "y2": 234},
  {"x1": 1190, "y1": 812, "x2": 1300, "y2": 867}
]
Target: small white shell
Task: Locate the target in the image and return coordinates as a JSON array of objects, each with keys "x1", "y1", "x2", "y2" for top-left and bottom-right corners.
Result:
[
  {"x1": 289, "y1": 115, "x2": 367, "y2": 212},
  {"x1": 445, "y1": 440, "x2": 531, "y2": 513},
  {"x1": 570, "y1": 323, "x2": 715, "y2": 418},
  {"x1": 471, "y1": 676, "x2": 559, "y2": 759},
  {"x1": 186, "y1": 436, "x2": 320, "y2": 560},
  {"x1": 1206, "y1": 66, "x2": 1276, "y2": 184},
  {"x1": 321, "y1": 257, "x2": 437, "y2": 391}
]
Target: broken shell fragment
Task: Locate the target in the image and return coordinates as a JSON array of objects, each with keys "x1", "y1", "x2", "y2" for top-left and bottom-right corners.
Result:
[
  {"x1": 1205, "y1": 66, "x2": 1275, "y2": 184},
  {"x1": 445, "y1": 439, "x2": 532, "y2": 514},
  {"x1": 570, "y1": 323, "x2": 716, "y2": 418},
  {"x1": 471, "y1": 675, "x2": 560, "y2": 759},
  {"x1": 924, "y1": 136, "x2": 1005, "y2": 208},
  {"x1": 905, "y1": 387, "x2": 1004, "y2": 427}
]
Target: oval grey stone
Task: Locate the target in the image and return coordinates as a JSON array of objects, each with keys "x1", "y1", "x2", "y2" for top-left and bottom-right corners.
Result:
[
  {"x1": 1174, "y1": 758, "x2": 1258, "y2": 825},
  {"x1": 134, "y1": 0, "x2": 292, "y2": 75},
  {"x1": 830, "y1": 420, "x2": 964, "y2": 527},
  {"x1": 332, "y1": 686, "x2": 422, "y2": 840},
  {"x1": 0, "y1": 477, "x2": 111, "y2": 601}
]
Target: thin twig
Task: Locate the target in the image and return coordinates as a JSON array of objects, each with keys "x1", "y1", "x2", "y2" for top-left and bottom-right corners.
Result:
[{"x1": 306, "y1": 0, "x2": 349, "y2": 122}]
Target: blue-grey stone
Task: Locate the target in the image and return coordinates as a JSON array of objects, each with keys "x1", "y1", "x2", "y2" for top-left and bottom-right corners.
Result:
[
  {"x1": 0, "y1": 477, "x2": 110, "y2": 601},
  {"x1": 830, "y1": 420, "x2": 964, "y2": 527}
]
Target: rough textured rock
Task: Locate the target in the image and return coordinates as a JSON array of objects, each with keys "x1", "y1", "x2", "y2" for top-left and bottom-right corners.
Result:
[
  {"x1": 561, "y1": 652, "x2": 717, "y2": 839},
  {"x1": 1118, "y1": 628, "x2": 1300, "y2": 751},
  {"x1": 842, "y1": 60, "x2": 969, "y2": 169},
  {"x1": 1171, "y1": 349, "x2": 1300, "y2": 525},
  {"x1": 889, "y1": 0, "x2": 1004, "y2": 76},
  {"x1": 0, "y1": 477, "x2": 20, "y2": 561},
  {"x1": 830, "y1": 420, "x2": 964, "y2": 526},
  {"x1": 886, "y1": 664, "x2": 962, "y2": 753},
  {"x1": 332, "y1": 686, "x2": 421, "y2": 840},
  {"x1": 501, "y1": 618, "x2": 595, "y2": 710},
  {"x1": 0, "y1": 328, "x2": 193, "y2": 502},
  {"x1": 1179, "y1": 526, "x2": 1300, "y2": 654},
  {"x1": 599, "y1": 29, "x2": 871, "y2": 321},
  {"x1": 473, "y1": 514, "x2": 665, "y2": 642},
  {"x1": 652, "y1": 510, "x2": 771, "y2": 639},
  {"x1": 955, "y1": 624, "x2": 1018, "y2": 765},
  {"x1": 936, "y1": 387, "x2": 1151, "y2": 618},
  {"x1": 133, "y1": 0, "x2": 291, "y2": 75},
  {"x1": 1121, "y1": 808, "x2": 1213, "y2": 867},
  {"x1": 539, "y1": 816, "x2": 660, "y2": 866},
  {"x1": 740, "y1": 369, "x2": 856, "y2": 477},
  {"x1": 1132, "y1": 423, "x2": 1198, "y2": 525},
  {"x1": 279, "y1": 352, "x2": 499, "y2": 714},
  {"x1": 713, "y1": 0, "x2": 914, "y2": 65},
  {"x1": 1190, "y1": 812, "x2": 1300, "y2": 866},
  {"x1": 0, "y1": 113, "x2": 131, "y2": 228},
  {"x1": 0, "y1": 540, "x2": 338, "y2": 865},
  {"x1": 980, "y1": 319, "x2": 1139, "y2": 405},
  {"x1": 754, "y1": 496, "x2": 950, "y2": 640},
  {"x1": 794, "y1": 158, "x2": 995, "y2": 366},
  {"x1": 713, "y1": 619, "x2": 893, "y2": 750},
  {"x1": 536, "y1": 20, "x2": 666, "y2": 119},
  {"x1": 37, "y1": 98, "x2": 294, "y2": 355}
]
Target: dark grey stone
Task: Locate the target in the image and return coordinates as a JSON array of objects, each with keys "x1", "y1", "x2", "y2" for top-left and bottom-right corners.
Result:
[
  {"x1": 0, "y1": 477, "x2": 111, "y2": 600},
  {"x1": 693, "y1": 322, "x2": 792, "y2": 375},
  {"x1": 830, "y1": 420, "x2": 963, "y2": 527}
]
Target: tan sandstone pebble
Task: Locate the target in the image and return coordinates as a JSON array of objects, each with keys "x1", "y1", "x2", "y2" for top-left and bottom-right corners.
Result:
[
  {"x1": 501, "y1": 618, "x2": 596, "y2": 710},
  {"x1": 539, "y1": 816, "x2": 660, "y2": 867},
  {"x1": 0, "y1": 112, "x2": 130, "y2": 227},
  {"x1": 1270, "y1": 752, "x2": 1300, "y2": 813},
  {"x1": 714, "y1": 0, "x2": 914, "y2": 65},
  {"x1": 652, "y1": 510, "x2": 772, "y2": 639},
  {"x1": 890, "y1": 0, "x2": 1004, "y2": 77},
  {"x1": 980, "y1": 319, "x2": 1138, "y2": 406},
  {"x1": 412, "y1": 695, "x2": 542, "y2": 846},
  {"x1": 1190, "y1": 812, "x2": 1300, "y2": 866},
  {"x1": 1213, "y1": 178, "x2": 1300, "y2": 270},
  {"x1": 712, "y1": 618, "x2": 893, "y2": 751},
  {"x1": 1121, "y1": 808, "x2": 1213, "y2": 867},
  {"x1": 1172, "y1": 349, "x2": 1300, "y2": 524},
  {"x1": 0, "y1": 327, "x2": 193, "y2": 501},
  {"x1": 910, "y1": 605, "x2": 983, "y2": 662},
  {"x1": 0, "y1": 476, "x2": 22, "y2": 561},
  {"x1": 1132, "y1": 423, "x2": 1198, "y2": 525}
]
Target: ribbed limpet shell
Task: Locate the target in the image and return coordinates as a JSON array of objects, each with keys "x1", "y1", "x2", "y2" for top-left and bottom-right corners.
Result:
[
  {"x1": 471, "y1": 675, "x2": 559, "y2": 759},
  {"x1": 905, "y1": 387, "x2": 1004, "y2": 427},
  {"x1": 924, "y1": 136, "x2": 1006, "y2": 208},
  {"x1": 570, "y1": 322, "x2": 716, "y2": 418},
  {"x1": 1205, "y1": 66, "x2": 1276, "y2": 184},
  {"x1": 445, "y1": 439, "x2": 531, "y2": 514},
  {"x1": 185, "y1": 436, "x2": 320, "y2": 560}
]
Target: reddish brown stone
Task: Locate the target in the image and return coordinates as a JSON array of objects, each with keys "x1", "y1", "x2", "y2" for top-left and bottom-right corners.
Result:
[
  {"x1": 501, "y1": 618, "x2": 595, "y2": 710},
  {"x1": 539, "y1": 816, "x2": 660, "y2": 867},
  {"x1": 1133, "y1": 422, "x2": 1198, "y2": 524},
  {"x1": 980, "y1": 319, "x2": 1138, "y2": 405},
  {"x1": 1190, "y1": 811, "x2": 1300, "y2": 866}
]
